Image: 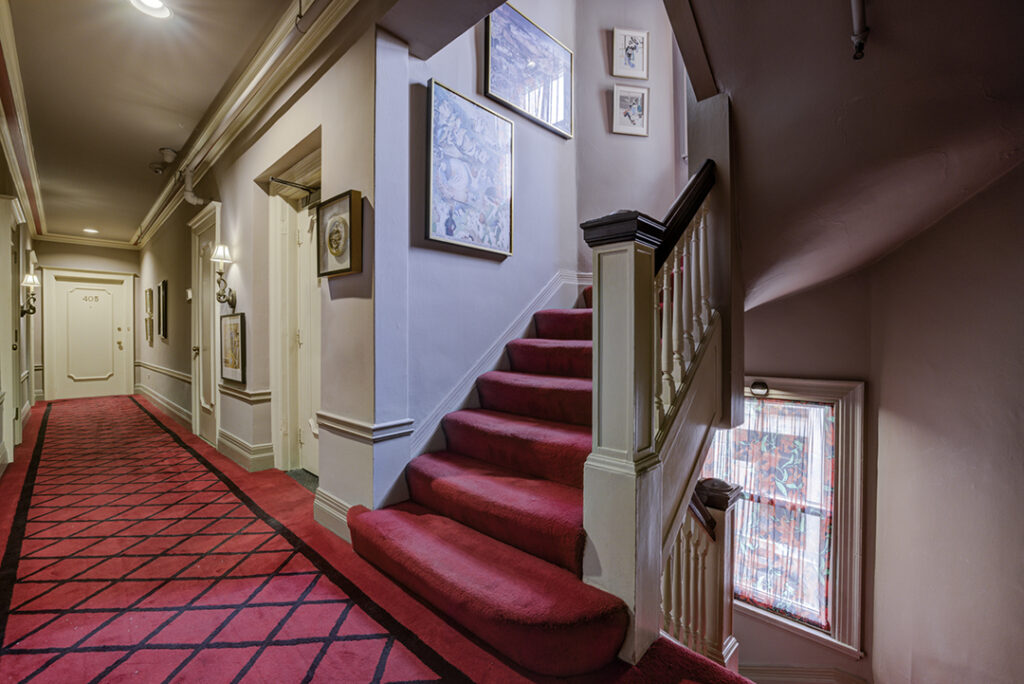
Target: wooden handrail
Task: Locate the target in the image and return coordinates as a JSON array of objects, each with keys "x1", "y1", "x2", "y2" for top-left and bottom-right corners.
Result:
[
  {"x1": 687, "y1": 491, "x2": 717, "y2": 541},
  {"x1": 655, "y1": 159, "x2": 716, "y2": 271}
]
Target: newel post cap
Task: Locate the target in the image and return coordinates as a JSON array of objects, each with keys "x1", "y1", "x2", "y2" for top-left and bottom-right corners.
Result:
[
  {"x1": 580, "y1": 210, "x2": 665, "y2": 249},
  {"x1": 696, "y1": 477, "x2": 743, "y2": 511}
]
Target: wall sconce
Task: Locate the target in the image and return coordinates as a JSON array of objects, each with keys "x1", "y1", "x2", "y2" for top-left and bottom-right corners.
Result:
[
  {"x1": 20, "y1": 273, "x2": 39, "y2": 317},
  {"x1": 210, "y1": 243, "x2": 236, "y2": 309}
]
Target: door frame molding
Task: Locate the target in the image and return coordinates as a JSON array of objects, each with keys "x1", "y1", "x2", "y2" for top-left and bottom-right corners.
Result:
[
  {"x1": 189, "y1": 201, "x2": 221, "y2": 444},
  {"x1": 41, "y1": 267, "x2": 135, "y2": 400}
]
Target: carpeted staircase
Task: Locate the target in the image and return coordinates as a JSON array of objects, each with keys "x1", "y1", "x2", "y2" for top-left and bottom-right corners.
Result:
[{"x1": 347, "y1": 286, "x2": 634, "y2": 677}]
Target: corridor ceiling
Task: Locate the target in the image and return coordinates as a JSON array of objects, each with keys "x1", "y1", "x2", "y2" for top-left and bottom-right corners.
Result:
[
  {"x1": 688, "y1": 0, "x2": 1024, "y2": 308},
  {"x1": 7, "y1": 0, "x2": 286, "y2": 244}
]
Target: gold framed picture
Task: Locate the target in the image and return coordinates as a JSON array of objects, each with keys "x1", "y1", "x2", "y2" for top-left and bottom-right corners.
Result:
[{"x1": 316, "y1": 190, "x2": 362, "y2": 277}]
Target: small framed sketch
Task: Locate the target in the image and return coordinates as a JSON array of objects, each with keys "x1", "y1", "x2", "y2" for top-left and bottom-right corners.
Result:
[
  {"x1": 145, "y1": 288, "x2": 153, "y2": 315},
  {"x1": 317, "y1": 190, "x2": 363, "y2": 277},
  {"x1": 485, "y1": 4, "x2": 573, "y2": 138},
  {"x1": 428, "y1": 79, "x2": 513, "y2": 256},
  {"x1": 220, "y1": 312, "x2": 246, "y2": 383},
  {"x1": 155, "y1": 283, "x2": 163, "y2": 337},
  {"x1": 612, "y1": 28, "x2": 649, "y2": 80},
  {"x1": 145, "y1": 317, "x2": 153, "y2": 345},
  {"x1": 159, "y1": 279, "x2": 168, "y2": 339},
  {"x1": 612, "y1": 84, "x2": 649, "y2": 136}
]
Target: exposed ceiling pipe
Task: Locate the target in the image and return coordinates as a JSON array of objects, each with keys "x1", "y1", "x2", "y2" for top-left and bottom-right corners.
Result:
[
  {"x1": 850, "y1": 0, "x2": 869, "y2": 60},
  {"x1": 183, "y1": 168, "x2": 207, "y2": 206}
]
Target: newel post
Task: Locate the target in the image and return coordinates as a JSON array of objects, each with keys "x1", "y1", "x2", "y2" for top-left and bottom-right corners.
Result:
[
  {"x1": 580, "y1": 211, "x2": 665, "y2": 663},
  {"x1": 696, "y1": 477, "x2": 743, "y2": 671}
]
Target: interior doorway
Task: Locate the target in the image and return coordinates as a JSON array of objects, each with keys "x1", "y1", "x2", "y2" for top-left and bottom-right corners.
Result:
[
  {"x1": 269, "y1": 192, "x2": 322, "y2": 476},
  {"x1": 189, "y1": 202, "x2": 221, "y2": 447},
  {"x1": 42, "y1": 268, "x2": 134, "y2": 400}
]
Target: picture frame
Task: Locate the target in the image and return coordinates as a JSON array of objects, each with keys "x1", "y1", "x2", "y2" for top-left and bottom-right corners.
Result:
[
  {"x1": 145, "y1": 288, "x2": 153, "y2": 315},
  {"x1": 145, "y1": 317, "x2": 153, "y2": 345},
  {"x1": 316, "y1": 190, "x2": 363, "y2": 277},
  {"x1": 427, "y1": 79, "x2": 514, "y2": 256},
  {"x1": 485, "y1": 4, "x2": 573, "y2": 139},
  {"x1": 612, "y1": 28, "x2": 649, "y2": 80},
  {"x1": 612, "y1": 84, "x2": 650, "y2": 136},
  {"x1": 155, "y1": 283, "x2": 163, "y2": 337},
  {"x1": 220, "y1": 312, "x2": 246, "y2": 383},
  {"x1": 159, "y1": 279, "x2": 168, "y2": 339}
]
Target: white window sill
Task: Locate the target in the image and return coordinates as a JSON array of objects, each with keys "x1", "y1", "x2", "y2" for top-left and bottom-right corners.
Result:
[{"x1": 735, "y1": 601, "x2": 864, "y2": 660}]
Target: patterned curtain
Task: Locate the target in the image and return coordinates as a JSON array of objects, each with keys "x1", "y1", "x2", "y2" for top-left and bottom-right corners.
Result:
[{"x1": 701, "y1": 397, "x2": 836, "y2": 631}]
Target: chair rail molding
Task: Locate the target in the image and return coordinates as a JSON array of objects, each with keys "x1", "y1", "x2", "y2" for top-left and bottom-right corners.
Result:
[
  {"x1": 217, "y1": 384, "x2": 272, "y2": 405},
  {"x1": 316, "y1": 411, "x2": 414, "y2": 445}
]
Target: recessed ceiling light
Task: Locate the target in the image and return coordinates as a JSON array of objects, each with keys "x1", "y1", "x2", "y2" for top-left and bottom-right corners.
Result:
[
  {"x1": 83, "y1": 228, "x2": 99, "y2": 235},
  {"x1": 129, "y1": 0, "x2": 172, "y2": 19}
]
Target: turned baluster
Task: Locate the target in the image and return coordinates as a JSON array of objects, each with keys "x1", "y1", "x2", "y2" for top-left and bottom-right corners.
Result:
[
  {"x1": 660, "y1": 266, "x2": 676, "y2": 407},
  {"x1": 699, "y1": 210, "x2": 712, "y2": 332},
  {"x1": 671, "y1": 244, "x2": 686, "y2": 386}
]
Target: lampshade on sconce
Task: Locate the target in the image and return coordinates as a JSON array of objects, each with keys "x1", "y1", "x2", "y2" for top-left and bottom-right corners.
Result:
[
  {"x1": 20, "y1": 273, "x2": 39, "y2": 317},
  {"x1": 210, "y1": 244, "x2": 232, "y2": 265},
  {"x1": 210, "y1": 243, "x2": 236, "y2": 310}
]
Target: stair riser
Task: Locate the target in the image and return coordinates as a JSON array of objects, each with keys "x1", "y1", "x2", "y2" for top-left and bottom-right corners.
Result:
[
  {"x1": 406, "y1": 459, "x2": 584, "y2": 575},
  {"x1": 534, "y1": 310, "x2": 592, "y2": 340},
  {"x1": 442, "y1": 413, "x2": 589, "y2": 488},
  {"x1": 477, "y1": 377, "x2": 591, "y2": 427},
  {"x1": 506, "y1": 342, "x2": 592, "y2": 378}
]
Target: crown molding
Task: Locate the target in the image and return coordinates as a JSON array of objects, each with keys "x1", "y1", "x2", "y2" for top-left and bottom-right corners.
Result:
[
  {"x1": 133, "y1": 0, "x2": 363, "y2": 249},
  {"x1": 0, "y1": 0, "x2": 46, "y2": 235},
  {"x1": 32, "y1": 232, "x2": 141, "y2": 251}
]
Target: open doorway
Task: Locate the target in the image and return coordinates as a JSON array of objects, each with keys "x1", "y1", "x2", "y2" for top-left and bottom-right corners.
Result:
[{"x1": 265, "y1": 143, "x2": 322, "y2": 485}]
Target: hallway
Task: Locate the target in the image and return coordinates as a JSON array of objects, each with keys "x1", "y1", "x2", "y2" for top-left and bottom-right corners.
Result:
[{"x1": 0, "y1": 397, "x2": 466, "y2": 683}]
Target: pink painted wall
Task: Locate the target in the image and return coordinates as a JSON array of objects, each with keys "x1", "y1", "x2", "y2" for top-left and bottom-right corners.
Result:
[{"x1": 739, "y1": 163, "x2": 1024, "y2": 682}]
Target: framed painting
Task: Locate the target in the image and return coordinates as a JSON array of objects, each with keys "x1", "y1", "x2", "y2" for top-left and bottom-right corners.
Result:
[
  {"x1": 220, "y1": 312, "x2": 245, "y2": 383},
  {"x1": 612, "y1": 28, "x2": 649, "y2": 80},
  {"x1": 145, "y1": 317, "x2": 153, "y2": 345},
  {"x1": 427, "y1": 79, "x2": 513, "y2": 256},
  {"x1": 155, "y1": 283, "x2": 163, "y2": 337},
  {"x1": 316, "y1": 190, "x2": 363, "y2": 277},
  {"x1": 612, "y1": 84, "x2": 649, "y2": 136},
  {"x1": 159, "y1": 279, "x2": 168, "y2": 339},
  {"x1": 145, "y1": 288, "x2": 153, "y2": 315},
  {"x1": 485, "y1": 4, "x2": 573, "y2": 138}
]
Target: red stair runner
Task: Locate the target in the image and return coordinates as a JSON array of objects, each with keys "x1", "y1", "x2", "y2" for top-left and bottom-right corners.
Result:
[{"x1": 349, "y1": 287, "x2": 633, "y2": 677}]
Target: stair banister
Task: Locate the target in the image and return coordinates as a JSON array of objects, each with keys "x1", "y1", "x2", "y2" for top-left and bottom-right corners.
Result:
[{"x1": 580, "y1": 160, "x2": 720, "y2": 664}]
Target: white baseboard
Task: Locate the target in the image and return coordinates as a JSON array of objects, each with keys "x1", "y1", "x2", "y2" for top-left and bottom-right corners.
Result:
[
  {"x1": 33, "y1": 390, "x2": 43, "y2": 401},
  {"x1": 313, "y1": 487, "x2": 352, "y2": 542},
  {"x1": 740, "y1": 665, "x2": 868, "y2": 684},
  {"x1": 217, "y1": 428, "x2": 275, "y2": 472},
  {"x1": 0, "y1": 443, "x2": 8, "y2": 468},
  {"x1": 135, "y1": 383, "x2": 191, "y2": 426},
  {"x1": 408, "y1": 269, "x2": 592, "y2": 457}
]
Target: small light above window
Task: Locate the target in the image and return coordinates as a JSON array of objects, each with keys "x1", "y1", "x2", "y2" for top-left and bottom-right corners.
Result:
[
  {"x1": 129, "y1": 0, "x2": 172, "y2": 19},
  {"x1": 750, "y1": 380, "x2": 769, "y2": 397},
  {"x1": 83, "y1": 228, "x2": 99, "y2": 235}
]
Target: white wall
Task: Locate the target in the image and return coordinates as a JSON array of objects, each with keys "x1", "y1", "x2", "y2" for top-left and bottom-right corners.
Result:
[
  {"x1": 738, "y1": 163, "x2": 1024, "y2": 683},
  {"x1": 575, "y1": 0, "x2": 680, "y2": 269},
  {"x1": 136, "y1": 203, "x2": 193, "y2": 421}
]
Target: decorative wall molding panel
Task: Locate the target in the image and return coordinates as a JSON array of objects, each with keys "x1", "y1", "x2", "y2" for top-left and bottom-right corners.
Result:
[
  {"x1": 218, "y1": 384, "x2": 272, "y2": 405},
  {"x1": 409, "y1": 269, "x2": 592, "y2": 457},
  {"x1": 135, "y1": 360, "x2": 192, "y2": 384},
  {"x1": 216, "y1": 428, "x2": 274, "y2": 472},
  {"x1": 315, "y1": 411, "x2": 414, "y2": 445}
]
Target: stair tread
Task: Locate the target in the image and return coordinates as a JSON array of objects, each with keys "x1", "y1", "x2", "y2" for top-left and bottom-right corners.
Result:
[
  {"x1": 348, "y1": 502, "x2": 628, "y2": 677},
  {"x1": 506, "y1": 338, "x2": 592, "y2": 379},
  {"x1": 407, "y1": 451, "x2": 584, "y2": 574},
  {"x1": 477, "y1": 370, "x2": 592, "y2": 426},
  {"x1": 443, "y1": 409, "x2": 591, "y2": 488}
]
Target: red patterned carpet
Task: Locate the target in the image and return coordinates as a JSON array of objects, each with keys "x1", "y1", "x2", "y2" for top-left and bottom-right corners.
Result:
[{"x1": 0, "y1": 397, "x2": 468, "y2": 683}]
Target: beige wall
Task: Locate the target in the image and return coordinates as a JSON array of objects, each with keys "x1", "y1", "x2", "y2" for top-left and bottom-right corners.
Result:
[
  {"x1": 738, "y1": 163, "x2": 1024, "y2": 683},
  {"x1": 33, "y1": 240, "x2": 138, "y2": 274}
]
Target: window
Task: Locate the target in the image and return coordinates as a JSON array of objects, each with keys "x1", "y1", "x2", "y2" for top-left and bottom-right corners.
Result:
[{"x1": 701, "y1": 377, "x2": 864, "y2": 657}]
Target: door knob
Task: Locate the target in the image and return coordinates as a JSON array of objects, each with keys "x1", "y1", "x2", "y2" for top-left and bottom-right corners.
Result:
[
  {"x1": 10, "y1": 343, "x2": 17, "y2": 351},
  {"x1": 192, "y1": 345, "x2": 200, "y2": 358}
]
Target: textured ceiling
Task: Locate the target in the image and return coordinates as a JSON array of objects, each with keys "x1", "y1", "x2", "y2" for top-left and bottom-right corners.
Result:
[
  {"x1": 11, "y1": 0, "x2": 287, "y2": 242},
  {"x1": 689, "y1": 0, "x2": 1024, "y2": 308}
]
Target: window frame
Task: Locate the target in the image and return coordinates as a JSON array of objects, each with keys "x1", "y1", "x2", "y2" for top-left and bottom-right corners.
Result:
[{"x1": 729, "y1": 376, "x2": 865, "y2": 659}]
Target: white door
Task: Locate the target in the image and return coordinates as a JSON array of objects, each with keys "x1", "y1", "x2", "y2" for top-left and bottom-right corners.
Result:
[
  {"x1": 43, "y1": 269, "x2": 134, "y2": 400},
  {"x1": 269, "y1": 195, "x2": 321, "y2": 474},
  {"x1": 190, "y1": 202, "x2": 220, "y2": 446}
]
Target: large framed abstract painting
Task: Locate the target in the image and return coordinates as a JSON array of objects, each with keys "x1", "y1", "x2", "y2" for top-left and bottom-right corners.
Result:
[
  {"x1": 485, "y1": 4, "x2": 573, "y2": 139},
  {"x1": 220, "y1": 312, "x2": 246, "y2": 383},
  {"x1": 427, "y1": 79, "x2": 513, "y2": 256}
]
